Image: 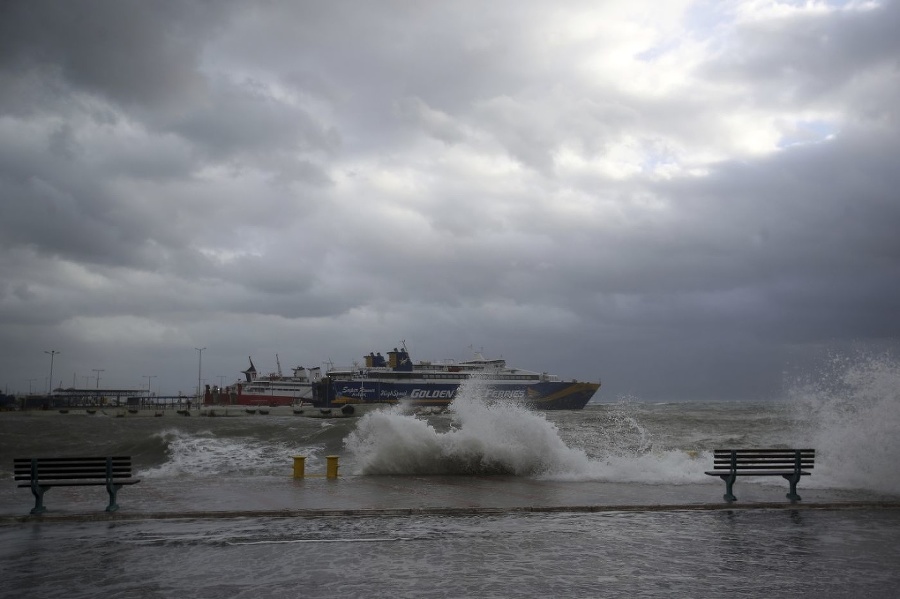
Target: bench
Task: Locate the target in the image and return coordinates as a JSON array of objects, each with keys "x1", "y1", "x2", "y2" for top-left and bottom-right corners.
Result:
[
  {"x1": 14, "y1": 456, "x2": 141, "y2": 514},
  {"x1": 705, "y1": 449, "x2": 814, "y2": 502}
]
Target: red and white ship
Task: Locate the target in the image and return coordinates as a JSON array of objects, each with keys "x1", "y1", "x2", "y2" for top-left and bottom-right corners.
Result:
[{"x1": 204, "y1": 356, "x2": 319, "y2": 407}]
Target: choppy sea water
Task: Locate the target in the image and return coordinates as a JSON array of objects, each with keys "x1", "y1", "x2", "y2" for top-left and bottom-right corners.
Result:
[{"x1": 1, "y1": 352, "x2": 899, "y2": 597}]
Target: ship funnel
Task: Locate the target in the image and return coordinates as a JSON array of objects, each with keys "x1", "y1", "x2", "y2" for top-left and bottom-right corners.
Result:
[{"x1": 243, "y1": 357, "x2": 258, "y2": 382}]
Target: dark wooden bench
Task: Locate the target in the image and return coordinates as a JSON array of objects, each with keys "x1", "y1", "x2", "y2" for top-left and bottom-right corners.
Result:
[
  {"x1": 705, "y1": 449, "x2": 814, "y2": 502},
  {"x1": 14, "y1": 456, "x2": 141, "y2": 514}
]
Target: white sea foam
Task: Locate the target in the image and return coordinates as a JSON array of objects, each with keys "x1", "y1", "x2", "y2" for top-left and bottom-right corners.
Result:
[
  {"x1": 787, "y1": 351, "x2": 900, "y2": 494},
  {"x1": 345, "y1": 377, "x2": 587, "y2": 475},
  {"x1": 344, "y1": 378, "x2": 707, "y2": 483},
  {"x1": 141, "y1": 428, "x2": 323, "y2": 478}
]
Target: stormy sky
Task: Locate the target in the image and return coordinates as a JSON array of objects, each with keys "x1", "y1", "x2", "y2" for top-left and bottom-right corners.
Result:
[{"x1": 1, "y1": 0, "x2": 898, "y2": 401}]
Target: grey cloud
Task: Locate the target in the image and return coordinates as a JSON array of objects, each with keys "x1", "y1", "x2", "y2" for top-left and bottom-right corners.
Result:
[
  {"x1": 0, "y1": 0, "x2": 221, "y2": 110},
  {"x1": 2, "y1": 1, "x2": 899, "y2": 401},
  {"x1": 393, "y1": 97, "x2": 468, "y2": 145},
  {"x1": 164, "y1": 77, "x2": 341, "y2": 167},
  {"x1": 704, "y1": 2, "x2": 900, "y2": 108}
]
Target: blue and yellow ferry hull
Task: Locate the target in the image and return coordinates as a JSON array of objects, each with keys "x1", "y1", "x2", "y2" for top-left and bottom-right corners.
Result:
[{"x1": 321, "y1": 379, "x2": 599, "y2": 410}]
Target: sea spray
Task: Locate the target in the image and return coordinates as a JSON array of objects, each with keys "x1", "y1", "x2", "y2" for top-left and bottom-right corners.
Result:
[
  {"x1": 590, "y1": 397, "x2": 654, "y2": 457},
  {"x1": 549, "y1": 398, "x2": 711, "y2": 484},
  {"x1": 345, "y1": 378, "x2": 592, "y2": 476},
  {"x1": 788, "y1": 350, "x2": 900, "y2": 494},
  {"x1": 141, "y1": 428, "x2": 323, "y2": 478},
  {"x1": 343, "y1": 379, "x2": 712, "y2": 482}
]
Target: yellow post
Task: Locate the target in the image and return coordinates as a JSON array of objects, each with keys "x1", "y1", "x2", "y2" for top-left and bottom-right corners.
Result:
[
  {"x1": 326, "y1": 455, "x2": 339, "y2": 479},
  {"x1": 293, "y1": 456, "x2": 306, "y2": 478}
]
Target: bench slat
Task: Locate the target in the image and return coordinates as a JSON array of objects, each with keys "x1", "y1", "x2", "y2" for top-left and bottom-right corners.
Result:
[
  {"x1": 15, "y1": 462, "x2": 133, "y2": 474},
  {"x1": 17, "y1": 480, "x2": 140, "y2": 488},
  {"x1": 15, "y1": 474, "x2": 135, "y2": 481},
  {"x1": 711, "y1": 464, "x2": 815, "y2": 468},
  {"x1": 713, "y1": 448, "x2": 816, "y2": 453},
  {"x1": 708, "y1": 467, "x2": 813, "y2": 472},
  {"x1": 712, "y1": 451, "x2": 814, "y2": 456},
  {"x1": 713, "y1": 455, "x2": 815, "y2": 464},
  {"x1": 712, "y1": 456, "x2": 815, "y2": 461},
  {"x1": 13, "y1": 456, "x2": 131, "y2": 466},
  {"x1": 14, "y1": 464, "x2": 134, "y2": 472},
  {"x1": 713, "y1": 453, "x2": 813, "y2": 459},
  {"x1": 15, "y1": 460, "x2": 132, "y2": 465},
  {"x1": 705, "y1": 470, "x2": 811, "y2": 475},
  {"x1": 712, "y1": 456, "x2": 814, "y2": 461}
]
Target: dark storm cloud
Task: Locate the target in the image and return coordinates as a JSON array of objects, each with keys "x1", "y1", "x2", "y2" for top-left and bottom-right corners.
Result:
[
  {"x1": 0, "y1": 0, "x2": 219, "y2": 110},
  {"x1": 1, "y1": 1, "x2": 898, "y2": 400},
  {"x1": 0, "y1": 148, "x2": 152, "y2": 267}
]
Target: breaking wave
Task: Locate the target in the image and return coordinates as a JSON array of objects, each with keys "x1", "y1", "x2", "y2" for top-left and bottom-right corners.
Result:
[
  {"x1": 345, "y1": 353, "x2": 900, "y2": 494},
  {"x1": 787, "y1": 350, "x2": 900, "y2": 494},
  {"x1": 141, "y1": 428, "x2": 325, "y2": 478},
  {"x1": 344, "y1": 378, "x2": 707, "y2": 483}
]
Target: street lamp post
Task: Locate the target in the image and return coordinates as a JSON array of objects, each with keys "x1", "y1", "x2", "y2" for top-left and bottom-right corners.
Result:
[
  {"x1": 92, "y1": 369, "x2": 104, "y2": 389},
  {"x1": 44, "y1": 350, "x2": 59, "y2": 394},
  {"x1": 195, "y1": 347, "x2": 206, "y2": 403},
  {"x1": 144, "y1": 375, "x2": 157, "y2": 408}
]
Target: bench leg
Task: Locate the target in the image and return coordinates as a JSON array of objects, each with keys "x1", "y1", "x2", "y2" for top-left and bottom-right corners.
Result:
[
  {"x1": 720, "y1": 474, "x2": 737, "y2": 502},
  {"x1": 106, "y1": 483, "x2": 121, "y2": 512},
  {"x1": 29, "y1": 483, "x2": 48, "y2": 515},
  {"x1": 783, "y1": 473, "x2": 802, "y2": 502}
]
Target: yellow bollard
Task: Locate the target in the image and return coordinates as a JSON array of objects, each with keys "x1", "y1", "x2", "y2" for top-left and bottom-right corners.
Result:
[
  {"x1": 293, "y1": 456, "x2": 306, "y2": 479},
  {"x1": 326, "y1": 455, "x2": 339, "y2": 479}
]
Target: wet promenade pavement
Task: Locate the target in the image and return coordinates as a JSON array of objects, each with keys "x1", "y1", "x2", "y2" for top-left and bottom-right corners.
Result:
[{"x1": 3, "y1": 474, "x2": 899, "y2": 523}]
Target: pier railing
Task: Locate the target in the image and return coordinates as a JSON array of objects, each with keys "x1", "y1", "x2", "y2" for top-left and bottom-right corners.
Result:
[{"x1": 15, "y1": 395, "x2": 201, "y2": 411}]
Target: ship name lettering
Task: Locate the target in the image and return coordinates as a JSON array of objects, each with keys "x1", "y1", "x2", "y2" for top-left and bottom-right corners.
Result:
[
  {"x1": 410, "y1": 389, "x2": 456, "y2": 399},
  {"x1": 487, "y1": 389, "x2": 526, "y2": 399}
]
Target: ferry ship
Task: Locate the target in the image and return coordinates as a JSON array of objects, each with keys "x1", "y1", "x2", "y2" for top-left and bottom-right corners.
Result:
[
  {"x1": 204, "y1": 356, "x2": 318, "y2": 407},
  {"x1": 319, "y1": 345, "x2": 600, "y2": 410}
]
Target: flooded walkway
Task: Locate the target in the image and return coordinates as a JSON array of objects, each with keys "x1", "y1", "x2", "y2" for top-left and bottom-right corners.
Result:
[{"x1": 3, "y1": 474, "x2": 898, "y2": 523}]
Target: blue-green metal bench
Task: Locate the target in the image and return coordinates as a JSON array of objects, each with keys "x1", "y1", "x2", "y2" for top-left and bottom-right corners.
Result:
[
  {"x1": 14, "y1": 456, "x2": 141, "y2": 514},
  {"x1": 705, "y1": 448, "x2": 815, "y2": 502}
]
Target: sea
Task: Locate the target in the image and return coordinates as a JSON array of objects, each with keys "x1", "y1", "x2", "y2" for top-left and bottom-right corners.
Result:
[{"x1": 1, "y1": 353, "x2": 899, "y2": 598}]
